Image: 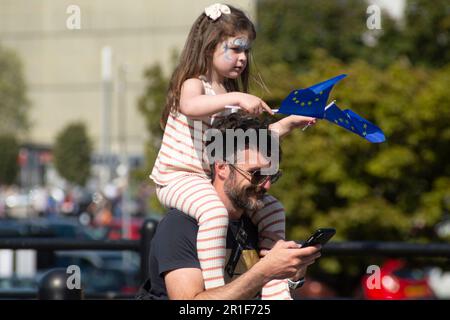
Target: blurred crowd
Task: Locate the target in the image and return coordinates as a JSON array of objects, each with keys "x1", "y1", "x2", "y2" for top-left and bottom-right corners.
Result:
[{"x1": 0, "y1": 182, "x2": 154, "y2": 228}]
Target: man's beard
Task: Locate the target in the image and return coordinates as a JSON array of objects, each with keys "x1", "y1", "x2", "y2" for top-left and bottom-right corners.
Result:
[{"x1": 224, "y1": 171, "x2": 267, "y2": 213}]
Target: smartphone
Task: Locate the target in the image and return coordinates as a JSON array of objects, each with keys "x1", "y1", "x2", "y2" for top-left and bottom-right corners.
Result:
[{"x1": 301, "y1": 228, "x2": 336, "y2": 248}]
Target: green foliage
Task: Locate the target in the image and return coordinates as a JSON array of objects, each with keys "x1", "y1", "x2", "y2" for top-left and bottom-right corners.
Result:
[
  {"x1": 0, "y1": 135, "x2": 20, "y2": 185},
  {"x1": 0, "y1": 44, "x2": 29, "y2": 136},
  {"x1": 256, "y1": 0, "x2": 449, "y2": 69},
  {"x1": 365, "y1": 0, "x2": 450, "y2": 68},
  {"x1": 393, "y1": 0, "x2": 450, "y2": 67},
  {"x1": 255, "y1": 0, "x2": 371, "y2": 68},
  {"x1": 264, "y1": 54, "x2": 450, "y2": 243},
  {"x1": 136, "y1": 64, "x2": 169, "y2": 212},
  {"x1": 138, "y1": 64, "x2": 167, "y2": 148},
  {"x1": 53, "y1": 123, "x2": 92, "y2": 186},
  {"x1": 0, "y1": 44, "x2": 28, "y2": 186},
  {"x1": 255, "y1": 55, "x2": 449, "y2": 294}
]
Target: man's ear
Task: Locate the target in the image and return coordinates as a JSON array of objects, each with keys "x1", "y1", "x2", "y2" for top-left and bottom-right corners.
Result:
[{"x1": 214, "y1": 161, "x2": 229, "y2": 181}]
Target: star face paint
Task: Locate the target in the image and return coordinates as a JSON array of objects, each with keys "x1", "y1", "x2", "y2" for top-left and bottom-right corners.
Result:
[
  {"x1": 231, "y1": 37, "x2": 251, "y2": 52},
  {"x1": 222, "y1": 37, "x2": 251, "y2": 61}
]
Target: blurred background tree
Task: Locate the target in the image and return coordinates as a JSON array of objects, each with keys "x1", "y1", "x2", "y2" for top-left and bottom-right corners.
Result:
[
  {"x1": 0, "y1": 44, "x2": 29, "y2": 187},
  {"x1": 255, "y1": 0, "x2": 373, "y2": 69},
  {"x1": 53, "y1": 123, "x2": 92, "y2": 187},
  {"x1": 0, "y1": 44, "x2": 29, "y2": 137},
  {"x1": 135, "y1": 65, "x2": 168, "y2": 211},
  {"x1": 137, "y1": 64, "x2": 167, "y2": 171},
  {"x1": 266, "y1": 54, "x2": 450, "y2": 242},
  {"x1": 380, "y1": 0, "x2": 450, "y2": 68},
  {"x1": 0, "y1": 135, "x2": 20, "y2": 185},
  {"x1": 254, "y1": 0, "x2": 449, "y2": 71}
]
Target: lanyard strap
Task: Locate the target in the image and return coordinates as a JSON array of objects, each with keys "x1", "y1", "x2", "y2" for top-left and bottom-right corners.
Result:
[{"x1": 225, "y1": 219, "x2": 248, "y2": 278}]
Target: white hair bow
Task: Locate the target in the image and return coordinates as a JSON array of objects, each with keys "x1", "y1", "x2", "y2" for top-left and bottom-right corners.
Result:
[{"x1": 204, "y1": 3, "x2": 231, "y2": 21}]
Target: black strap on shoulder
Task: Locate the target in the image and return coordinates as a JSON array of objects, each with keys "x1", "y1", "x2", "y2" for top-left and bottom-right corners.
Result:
[{"x1": 225, "y1": 219, "x2": 248, "y2": 278}]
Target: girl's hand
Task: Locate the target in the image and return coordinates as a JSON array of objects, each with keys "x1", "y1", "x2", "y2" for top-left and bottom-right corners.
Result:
[
  {"x1": 284, "y1": 115, "x2": 317, "y2": 129},
  {"x1": 237, "y1": 93, "x2": 274, "y2": 115},
  {"x1": 271, "y1": 115, "x2": 317, "y2": 138}
]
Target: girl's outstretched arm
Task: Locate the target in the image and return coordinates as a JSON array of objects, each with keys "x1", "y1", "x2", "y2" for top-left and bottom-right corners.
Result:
[
  {"x1": 180, "y1": 78, "x2": 273, "y2": 118},
  {"x1": 269, "y1": 115, "x2": 317, "y2": 139}
]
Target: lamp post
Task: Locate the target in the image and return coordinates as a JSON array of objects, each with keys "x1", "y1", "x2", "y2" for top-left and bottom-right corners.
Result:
[
  {"x1": 117, "y1": 64, "x2": 130, "y2": 240},
  {"x1": 100, "y1": 46, "x2": 113, "y2": 188}
]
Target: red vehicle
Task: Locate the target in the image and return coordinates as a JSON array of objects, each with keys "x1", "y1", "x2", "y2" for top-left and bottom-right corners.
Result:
[
  {"x1": 105, "y1": 217, "x2": 145, "y2": 240},
  {"x1": 362, "y1": 259, "x2": 435, "y2": 299}
]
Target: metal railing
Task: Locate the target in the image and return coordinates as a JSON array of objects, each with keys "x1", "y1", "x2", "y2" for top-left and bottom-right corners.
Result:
[
  {"x1": 0, "y1": 218, "x2": 158, "y2": 282},
  {"x1": 0, "y1": 218, "x2": 158, "y2": 299},
  {"x1": 322, "y1": 241, "x2": 450, "y2": 257}
]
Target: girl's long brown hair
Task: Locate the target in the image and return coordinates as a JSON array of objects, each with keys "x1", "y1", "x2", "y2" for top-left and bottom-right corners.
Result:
[{"x1": 160, "y1": 4, "x2": 256, "y2": 129}]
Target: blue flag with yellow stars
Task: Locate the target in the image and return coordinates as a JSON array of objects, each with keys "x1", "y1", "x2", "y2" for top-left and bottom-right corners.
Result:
[
  {"x1": 277, "y1": 74, "x2": 386, "y2": 143},
  {"x1": 323, "y1": 103, "x2": 386, "y2": 143},
  {"x1": 278, "y1": 74, "x2": 347, "y2": 118}
]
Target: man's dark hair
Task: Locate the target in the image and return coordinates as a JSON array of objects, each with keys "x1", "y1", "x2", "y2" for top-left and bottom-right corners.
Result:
[{"x1": 206, "y1": 111, "x2": 282, "y2": 181}]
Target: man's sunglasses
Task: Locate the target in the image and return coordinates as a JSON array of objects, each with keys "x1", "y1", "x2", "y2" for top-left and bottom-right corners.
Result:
[{"x1": 228, "y1": 164, "x2": 282, "y2": 186}]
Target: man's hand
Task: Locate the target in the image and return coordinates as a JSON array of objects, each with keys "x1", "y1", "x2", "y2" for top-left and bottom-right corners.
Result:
[
  {"x1": 259, "y1": 231, "x2": 315, "y2": 281},
  {"x1": 255, "y1": 239, "x2": 321, "y2": 282}
]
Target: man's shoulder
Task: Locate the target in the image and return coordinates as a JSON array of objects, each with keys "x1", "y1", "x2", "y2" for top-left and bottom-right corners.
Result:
[
  {"x1": 160, "y1": 208, "x2": 197, "y2": 224},
  {"x1": 151, "y1": 209, "x2": 200, "y2": 260},
  {"x1": 156, "y1": 209, "x2": 198, "y2": 235}
]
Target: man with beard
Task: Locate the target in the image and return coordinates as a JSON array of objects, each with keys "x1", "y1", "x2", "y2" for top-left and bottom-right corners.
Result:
[{"x1": 139, "y1": 114, "x2": 321, "y2": 300}]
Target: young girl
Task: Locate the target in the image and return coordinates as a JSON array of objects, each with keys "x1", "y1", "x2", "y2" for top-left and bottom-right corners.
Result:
[{"x1": 150, "y1": 3, "x2": 315, "y2": 299}]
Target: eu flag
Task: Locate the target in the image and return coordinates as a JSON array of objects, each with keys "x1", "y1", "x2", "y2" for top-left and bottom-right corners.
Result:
[
  {"x1": 278, "y1": 74, "x2": 347, "y2": 118},
  {"x1": 276, "y1": 74, "x2": 386, "y2": 143},
  {"x1": 324, "y1": 103, "x2": 386, "y2": 143}
]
